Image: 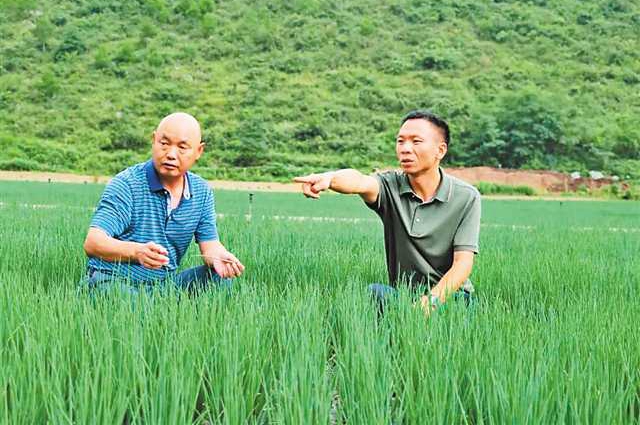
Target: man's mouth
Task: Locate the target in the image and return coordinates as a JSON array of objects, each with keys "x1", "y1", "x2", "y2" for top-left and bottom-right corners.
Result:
[
  {"x1": 162, "y1": 163, "x2": 178, "y2": 170},
  {"x1": 400, "y1": 159, "x2": 414, "y2": 165}
]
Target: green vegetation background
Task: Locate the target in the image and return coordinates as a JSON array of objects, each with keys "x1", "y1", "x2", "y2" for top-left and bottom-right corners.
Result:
[{"x1": 1, "y1": 0, "x2": 639, "y2": 181}]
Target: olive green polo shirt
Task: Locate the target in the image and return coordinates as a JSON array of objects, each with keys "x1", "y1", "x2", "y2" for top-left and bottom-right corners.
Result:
[{"x1": 366, "y1": 169, "x2": 481, "y2": 292}]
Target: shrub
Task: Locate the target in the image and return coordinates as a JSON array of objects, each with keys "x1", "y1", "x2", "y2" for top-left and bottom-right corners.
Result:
[
  {"x1": 54, "y1": 28, "x2": 86, "y2": 61},
  {"x1": 0, "y1": 158, "x2": 44, "y2": 171},
  {"x1": 476, "y1": 181, "x2": 536, "y2": 196},
  {"x1": 35, "y1": 70, "x2": 60, "y2": 99}
]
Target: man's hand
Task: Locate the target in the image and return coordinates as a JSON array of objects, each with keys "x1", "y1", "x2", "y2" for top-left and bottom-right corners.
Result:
[
  {"x1": 419, "y1": 295, "x2": 437, "y2": 318},
  {"x1": 135, "y1": 242, "x2": 170, "y2": 269},
  {"x1": 293, "y1": 169, "x2": 379, "y2": 204},
  {"x1": 293, "y1": 172, "x2": 334, "y2": 199},
  {"x1": 84, "y1": 228, "x2": 170, "y2": 267},
  {"x1": 198, "y1": 240, "x2": 245, "y2": 279},
  {"x1": 209, "y1": 250, "x2": 245, "y2": 279}
]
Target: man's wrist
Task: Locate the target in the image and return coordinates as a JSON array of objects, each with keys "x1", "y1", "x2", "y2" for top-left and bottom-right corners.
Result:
[
  {"x1": 127, "y1": 241, "x2": 142, "y2": 262},
  {"x1": 323, "y1": 171, "x2": 337, "y2": 187}
]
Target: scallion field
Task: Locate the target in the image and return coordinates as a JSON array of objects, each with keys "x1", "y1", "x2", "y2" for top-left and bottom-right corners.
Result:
[{"x1": 1, "y1": 181, "x2": 639, "y2": 424}]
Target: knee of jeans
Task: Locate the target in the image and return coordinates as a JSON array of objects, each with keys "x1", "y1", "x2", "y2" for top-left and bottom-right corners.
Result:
[
  {"x1": 368, "y1": 283, "x2": 395, "y2": 301},
  {"x1": 198, "y1": 267, "x2": 231, "y2": 289},
  {"x1": 454, "y1": 290, "x2": 473, "y2": 305},
  {"x1": 217, "y1": 278, "x2": 233, "y2": 292},
  {"x1": 367, "y1": 283, "x2": 381, "y2": 295},
  {"x1": 86, "y1": 270, "x2": 112, "y2": 288}
]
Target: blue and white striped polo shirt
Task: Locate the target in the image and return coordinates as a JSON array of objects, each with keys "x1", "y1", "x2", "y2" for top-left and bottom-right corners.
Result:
[{"x1": 87, "y1": 160, "x2": 218, "y2": 282}]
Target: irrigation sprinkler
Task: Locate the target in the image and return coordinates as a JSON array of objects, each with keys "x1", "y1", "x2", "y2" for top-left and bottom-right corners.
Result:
[{"x1": 247, "y1": 192, "x2": 254, "y2": 221}]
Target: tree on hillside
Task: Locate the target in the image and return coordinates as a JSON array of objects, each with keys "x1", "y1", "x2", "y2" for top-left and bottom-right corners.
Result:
[
  {"x1": 32, "y1": 17, "x2": 55, "y2": 51},
  {"x1": 463, "y1": 92, "x2": 565, "y2": 169}
]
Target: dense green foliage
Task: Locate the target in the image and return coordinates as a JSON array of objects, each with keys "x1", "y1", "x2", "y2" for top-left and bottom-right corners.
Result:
[
  {"x1": 1, "y1": 181, "x2": 640, "y2": 422},
  {"x1": 476, "y1": 181, "x2": 536, "y2": 196},
  {"x1": 1, "y1": 0, "x2": 639, "y2": 180}
]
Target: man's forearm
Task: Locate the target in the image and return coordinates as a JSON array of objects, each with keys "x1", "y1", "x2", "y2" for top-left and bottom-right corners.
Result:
[
  {"x1": 430, "y1": 259, "x2": 473, "y2": 303},
  {"x1": 84, "y1": 228, "x2": 139, "y2": 262},
  {"x1": 324, "y1": 169, "x2": 371, "y2": 195},
  {"x1": 294, "y1": 169, "x2": 378, "y2": 203},
  {"x1": 323, "y1": 168, "x2": 364, "y2": 194},
  {"x1": 198, "y1": 240, "x2": 228, "y2": 268}
]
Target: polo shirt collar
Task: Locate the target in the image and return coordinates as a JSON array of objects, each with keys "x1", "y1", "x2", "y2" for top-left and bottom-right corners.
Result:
[
  {"x1": 145, "y1": 160, "x2": 163, "y2": 192},
  {"x1": 145, "y1": 160, "x2": 192, "y2": 200},
  {"x1": 183, "y1": 175, "x2": 192, "y2": 200},
  {"x1": 399, "y1": 167, "x2": 452, "y2": 203}
]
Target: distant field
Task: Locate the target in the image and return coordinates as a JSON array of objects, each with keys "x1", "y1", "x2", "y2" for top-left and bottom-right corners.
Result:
[{"x1": 1, "y1": 181, "x2": 639, "y2": 423}]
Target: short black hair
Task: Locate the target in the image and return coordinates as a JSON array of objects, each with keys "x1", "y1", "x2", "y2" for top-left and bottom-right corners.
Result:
[{"x1": 401, "y1": 109, "x2": 450, "y2": 145}]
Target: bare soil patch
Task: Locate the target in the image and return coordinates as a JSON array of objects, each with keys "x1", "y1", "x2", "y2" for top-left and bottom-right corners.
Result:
[{"x1": 0, "y1": 167, "x2": 612, "y2": 199}]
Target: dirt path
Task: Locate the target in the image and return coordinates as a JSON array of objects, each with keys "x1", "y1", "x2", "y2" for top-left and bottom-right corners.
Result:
[
  {"x1": 0, "y1": 170, "x2": 302, "y2": 192},
  {"x1": 0, "y1": 170, "x2": 598, "y2": 201}
]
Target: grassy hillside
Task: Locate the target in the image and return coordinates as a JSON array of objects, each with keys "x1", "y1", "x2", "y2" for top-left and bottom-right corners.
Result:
[{"x1": 1, "y1": 0, "x2": 639, "y2": 180}]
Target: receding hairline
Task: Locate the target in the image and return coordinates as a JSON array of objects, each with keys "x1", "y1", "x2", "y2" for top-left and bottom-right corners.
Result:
[
  {"x1": 156, "y1": 112, "x2": 200, "y2": 131},
  {"x1": 155, "y1": 112, "x2": 202, "y2": 143}
]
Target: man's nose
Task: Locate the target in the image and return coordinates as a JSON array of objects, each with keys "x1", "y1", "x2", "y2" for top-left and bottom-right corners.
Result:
[
  {"x1": 398, "y1": 141, "x2": 412, "y2": 153},
  {"x1": 166, "y1": 146, "x2": 178, "y2": 159}
]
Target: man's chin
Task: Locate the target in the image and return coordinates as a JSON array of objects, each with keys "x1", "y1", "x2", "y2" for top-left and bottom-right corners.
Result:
[
  {"x1": 158, "y1": 167, "x2": 182, "y2": 177},
  {"x1": 400, "y1": 165, "x2": 432, "y2": 177},
  {"x1": 399, "y1": 163, "x2": 416, "y2": 173}
]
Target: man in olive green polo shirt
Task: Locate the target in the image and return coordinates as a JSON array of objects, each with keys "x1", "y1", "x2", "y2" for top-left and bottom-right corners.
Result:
[{"x1": 294, "y1": 110, "x2": 480, "y2": 315}]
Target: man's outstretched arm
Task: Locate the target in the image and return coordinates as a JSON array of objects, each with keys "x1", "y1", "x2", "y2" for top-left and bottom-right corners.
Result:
[
  {"x1": 83, "y1": 227, "x2": 169, "y2": 269},
  {"x1": 293, "y1": 169, "x2": 379, "y2": 204}
]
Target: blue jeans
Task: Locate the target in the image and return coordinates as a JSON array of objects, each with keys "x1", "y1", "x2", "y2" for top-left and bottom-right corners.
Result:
[
  {"x1": 82, "y1": 265, "x2": 232, "y2": 296},
  {"x1": 368, "y1": 283, "x2": 473, "y2": 314}
]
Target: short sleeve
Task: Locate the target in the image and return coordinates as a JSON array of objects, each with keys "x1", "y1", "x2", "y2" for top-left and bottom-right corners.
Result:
[
  {"x1": 453, "y1": 193, "x2": 481, "y2": 253},
  {"x1": 195, "y1": 187, "x2": 219, "y2": 242},
  {"x1": 90, "y1": 177, "x2": 133, "y2": 237},
  {"x1": 365, "y1": 173, "x2": 388, "y2": 215}
]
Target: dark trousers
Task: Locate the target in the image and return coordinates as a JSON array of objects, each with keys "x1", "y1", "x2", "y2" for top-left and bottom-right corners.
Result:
[{"x1": 367, "y1": 283, "x2": 472, "y2": 314}]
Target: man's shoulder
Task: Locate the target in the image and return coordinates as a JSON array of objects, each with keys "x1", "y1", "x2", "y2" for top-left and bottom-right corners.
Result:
[
  {"x1": 186, "y1": 171, "x2": 212, "y2": 193},
  {"x1": 112, "y1": 162, "x2": 146, "y2": 182},
  {"x1": 375, "y1": 169, "x2": 403, "y2": 185},
  {"x1": 446, "y1": 173, "x2": 480, "y2": 201},
  {"x1": 105, "y1": 163, "x2": 148, "y2": 194}
]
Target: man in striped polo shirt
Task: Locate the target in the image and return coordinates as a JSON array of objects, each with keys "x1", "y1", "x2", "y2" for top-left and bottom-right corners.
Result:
[{"x1": 82, "y1": 112, "x2": 244, "y2": 294}]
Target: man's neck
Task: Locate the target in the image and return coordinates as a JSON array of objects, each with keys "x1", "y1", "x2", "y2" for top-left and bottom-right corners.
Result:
[
  {"x1": 160, "y1": 174, "x2": 185, "y2": 195},
  {"x1": 408, "y1": 166, "x2": 441, "y2": 202}
]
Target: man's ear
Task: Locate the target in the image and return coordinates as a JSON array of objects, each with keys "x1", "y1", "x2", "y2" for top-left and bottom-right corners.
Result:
[
  {"x1": 438, "y1": 141, "x2": 448, "y2": 160},
  {"x1": 196, "y1": 142, "x2": 205, "y2": 159},
  {"x1": 151, "y1": 131, "x2": 156, "y2": 145}
]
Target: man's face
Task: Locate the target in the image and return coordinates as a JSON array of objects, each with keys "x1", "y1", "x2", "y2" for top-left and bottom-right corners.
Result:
[
  {"x1": 395, "y1": 119, "x2": 447, "y2": 175},
  {"x1": 151, "y1": 127, "x2": 204, "y2": 179}
]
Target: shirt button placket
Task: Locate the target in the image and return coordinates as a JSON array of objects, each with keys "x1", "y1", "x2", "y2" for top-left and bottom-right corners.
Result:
[{"x1": 164, "y1": 191, "x2": 171, "y2": 228}]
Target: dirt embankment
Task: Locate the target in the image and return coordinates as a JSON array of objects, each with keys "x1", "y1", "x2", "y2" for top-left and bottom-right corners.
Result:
[
  {"x1": 0, "y1": 167, "x2": 615, "y2": 194},
  {"x1": 445, "y1": 166, "x2": 563, "y2": 190},
  {"x1": 0, "y1": 170, "x2": 302, "y2": 192},
  {"x1": 446, "y1": 166, "x2": 621, "y2": 192}
]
